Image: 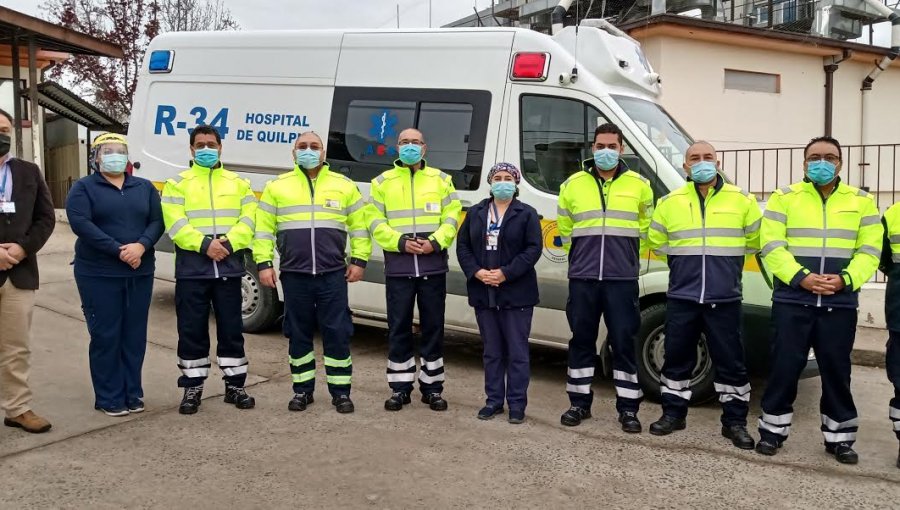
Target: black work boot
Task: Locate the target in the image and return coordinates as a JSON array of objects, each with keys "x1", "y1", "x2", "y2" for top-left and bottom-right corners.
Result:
[
  {"x1": 288, "y1": 393, "x2": 314, "y2": 412},
  {"x1": 560, "y1": 406, "x2": 591, "y2": 427},
  {"x1": 649, "y1": 415, "x2": 686, "y2": 436},
  {"x1": 421, "y1": 393, "x2": 448, "y2": 411},
  {"x1": 825, "y1": 442, "x2": 859, "y2": 465},
  {"x1": 618, "y1": 412, "x2": 642, "y2": 433},
  {"x1": 755, "y1": 440, "x2": 781, "y2": 456},
  {"x1": 179, "y1": 386, "x2": 203, "y2": 415},
  {"x1": 332, "y1": 395, "x2": 355, "y2": 414},
  {"x1": 384, "y1": 391, "x2": 411, "y2": 411},
  {"x1": 722, "y1": 425, "x2": 756, "y2": 450},
  {"x1": 224, "y1": 385, "x2": 256, "y2": 409}
]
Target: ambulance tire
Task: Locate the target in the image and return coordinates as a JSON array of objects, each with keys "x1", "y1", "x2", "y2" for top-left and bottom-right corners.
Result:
[
  {"x1": 241, "y1": 258, "x2": 282, "y2": 333},
  {"x1": 634, "y1": 302, "x2": 716, "y2": 405}
]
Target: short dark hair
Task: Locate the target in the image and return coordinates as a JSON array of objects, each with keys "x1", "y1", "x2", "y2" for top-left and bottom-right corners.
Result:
[
  {"x1": 0, "y1": 107, "x2": 12, "y2": 124},
  {"x1": 594, "y1": 123, "x2": 623, "y2": 145},
  {"x1": 190, "y1": 125, "x2": 221, "y2": 145},
  {"x1": 804, "y1": 136, "x2": 842, "y2": 160}
]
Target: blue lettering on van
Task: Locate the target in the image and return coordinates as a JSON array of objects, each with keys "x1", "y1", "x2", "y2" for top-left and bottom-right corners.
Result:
[
  {"x1": 153, "y1": 104, "x2": 231, "y2": 139},
  {"x1": 244, "y1": 113, "x2": 310, "y2": 127}
]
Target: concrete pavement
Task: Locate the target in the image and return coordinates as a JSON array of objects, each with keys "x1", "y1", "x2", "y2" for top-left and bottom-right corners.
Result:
[{"x1": 1, "y1": 224, "x2": 898, "y2": 508}]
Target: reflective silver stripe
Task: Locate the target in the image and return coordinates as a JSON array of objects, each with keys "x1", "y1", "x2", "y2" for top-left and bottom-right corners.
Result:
[
  {"x1": 788, "y1": 246, "x2": 854, "y2": 258},
  {"x1": 394, "y1": 224, "x2": 422, "y2": 234},
  {"x1": 423, "y1": 358, "x2": 444, "y2": 371},
  {"x1": 387, "y1": 373, "x2": 416, "y2": 382},
  {"x1": 168, "y1": 218, "x2": 190, "y2": 238},
  {"x1": 567, "y1": 367, "x2": 595, "y2": 378},
  {"x1": 570, "y1": 209, "x2": 639, "y2": 222},
  {"x1": 891, "y1": 406, "x2": 900, "y2": 419},
  {"x1": 821, "y1": 414, "x2": 859, "y2": 430},
  {"x1": 719, "y1": 393, "x2": 750, "y2": 403},
  {"x1": 778, "y1": 186, "x2": 793, "y2": 194},
  {"x1": 823, "y1": 431, "x2": 856, "y2": 443},
  {"x1": 744, "y1": 219, "x2": 761, "y2": 234},
  {"x1": 786, "y1": 228, "x2": 857, "y2": 240},
  {"x1": 180, "y1": 367, "x2": 209, "y2": 378},
  {"x1": 161, "y1": 196, "x2": 185, "y2": 205},
  {"x1": 217, "y1": 357, "x2": 248, "y2": 367},
  {"x1": 222, "y1": 365, "x2": 248, "y2": 376},
  {"x1": 387, "y1": 358, "x2": 416, "y2": 371},
  {"x1": 668, "y1": 227, "x2": 745, "y2": 240},
  {"x1": 615, "y1": 387, "x2": 644, "y2": 399},
  {"x1": 566, "y1": 383, "x2": 591, "y2": 394},
  {"x1": 856, "y1": 245, "x2": 881, "y2": 257},
  {"x1": 257, "y1": 201, "x2": 277, "y2": 214},
  {"x1": 372, "y1": 199, "x2": 386, "y2": 214},
  {"x1": 387, "y1": 208, "x2": 438, "y2": 220},
  {"x1": 277, "y1": 220, "x2": 347, "y2": 231},
  {"x1": 860, "y1": 215, "x2": 880, "y2": 226},
  {"x1": 448, "y1": 192, "x2": 460, "y2": 201},
  {"x1": 761, "y1": 412, "x2": 793, "y2": 426},
  {"x1": 346, "y1": 199, "x2": 365, "y2": 214},
  {"x1": 604, "y1": 210, "x2": 639, "y2": 221},
  {"x1": 557, "y1": 206, "x2": 570, "y2": 219},
  {"x1": 856, "y1": 189, "x2": 871, "y2": 197},
  {"x1": 559, "y1": 236, "x2": 571, "y2": 244},
  {"x1": 441, "y1": 195, "x2": 453, "y2": 207},
  {"x1": 660, "y1": 386, "x2": 691, "y2": 400},
  {"x1": 572, "y1": 210, "x2": 604, "y2": 222},
  {"x1": 653, "y1": 247, "x2": 669, "y2": 256},
  {"x1": 764, "y1": 210, "x2": 787, "y2": 223},
  {"x1": 418, "y1": 372, "x2": 445, "y2": 384},
  {"x1": 278, "y1": 205, "x2": 340, "y2": 215},
  {"x1": 894, "y1": 421, "x2": 900, "y2": 432},
  {"x1": 186, "y1": 208, "x2": 240, "y2": 219},
  {"x1": 714, "y1": 383, "x2": 751, "y2": 395},
  {"x1": 239, "y1": 216, "x2": 255, "y2": 229},
  {"x1": 254, "y1": 231, "x2": 276, "y2": 241},
  {"x1": 760, "y1": 240, "x2": 788, "y2": 257},
  {"x1": 195, "y1": 226, "x2": 218, "y2": 235},
  {"x1": 661, "y1": 376, "x2": 691, "y2": 390},
  {"x1": 665, "y1": 246, "x2": 747, "y2": 256},
  {"x1": 369, "y1": 218, "x2": 387, "y2": 231},
  {"x1": 650, "y1": 220, "x2": 667, "y2": 234},
  {"x1": 891, "y1": 234, "x2": 900, "y2": 243},
  {"x1": 613, "y1": 370, "x2": 638, "y2": 383},
  {"x1": 179, "y1": 357, "x2": 211, "y2": 368},
  {"x1": 893, "y1": 253, "x2": 900, "y2": 263},
  {"x1": 571, "y1": 226, "x2": 640, "y2": 238},
  {"x1": 241, "y1": 195, "x2": 256, "y2": 206},
  {"x1": 443, "y1": 216, "x2": 459, "y2": 228},
  {"x1": 758, "y1": 419, "x2": 790, "y2": 436},
  {"x1": 374, "y1": 174, "x2": 387, "y2": 185},
  {"x1": 349, "y1": 230, "x2": 369, "y2": 239}
]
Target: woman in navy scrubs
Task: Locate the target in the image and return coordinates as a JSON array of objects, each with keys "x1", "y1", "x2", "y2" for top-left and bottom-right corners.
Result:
[
  {"x1": 457, "y1": 163, "x2": 542, "y2": 423},
  {"x1": 66, "y1": 134, "x2": 163, "y2": 416}
]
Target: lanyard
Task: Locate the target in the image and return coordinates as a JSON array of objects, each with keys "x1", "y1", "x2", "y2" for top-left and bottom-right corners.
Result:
[
  {"x1": 0, "y1": 165, "x2": 9, "y2": 201},
  {"x1": 488, "y1": 201, "x2": 504, "y2": 231}
]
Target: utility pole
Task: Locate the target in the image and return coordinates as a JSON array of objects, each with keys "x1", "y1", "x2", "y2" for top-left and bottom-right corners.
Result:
[
  {"x1": 397, "y1": 4, "x2": 400, "y2": 28},
  {"x1": 429, "y1": 0, "x2": 432, "y2": 28}
]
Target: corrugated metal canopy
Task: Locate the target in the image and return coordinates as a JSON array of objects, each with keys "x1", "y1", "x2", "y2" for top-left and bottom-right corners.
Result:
[
  {"x1": 0, "y1": 6, "x2": 123, "y2": 58},
  {"x1": 23, "y1": 82, "x2": 124, "y2": 132}
]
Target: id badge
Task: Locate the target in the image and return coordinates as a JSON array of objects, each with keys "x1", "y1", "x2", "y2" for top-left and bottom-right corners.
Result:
[
  {"x1": 486, "y1": 231, "x2": 499, "y2": 248},
  {"x1": 424, "y1": 202, "x2": 440, "y2": 213},
  {"x1": 0, "y1": 202, "x2": 15, "y2": 214},
  {"x1": 324, "y1": 199, "x2": 341, "y2": 210}
]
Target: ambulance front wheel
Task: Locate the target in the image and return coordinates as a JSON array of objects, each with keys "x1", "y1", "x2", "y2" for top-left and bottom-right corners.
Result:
[
  {"x1": 241, "y1": 260, "x2": 283, "y2": 333},
  {"x1": 634, "y1": 302, "x2": 716, "y2": 405}
]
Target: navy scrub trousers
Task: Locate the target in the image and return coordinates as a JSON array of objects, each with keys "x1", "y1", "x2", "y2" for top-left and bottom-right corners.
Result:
[
  {"x1": 281, "y1": 270, "x2": 353, "y2": 397},
  {"x1": 566, "y1": 279, "x2": 643, "y2": 413},
  {"x1": 888, "y1": 330, "x2": 900, "y2": 439},
  {"x1": 758, "y1": 302, "x2": 859, "y2": 447},
  {"x1": 660, "y1": 299, "x2": 750, "y2": 426},
  {"x1": 76, "y1": 274, "x2": 154, "y2": 410},
  {"x1": 385, "y1": 274, "x2": 446, "y2": 395},
  {"x1": 476, "y1": 306, "x2": 533, "y2": 412},
  {"x1": 175, "y1": 277, "x2": 248, "y2": 388}
]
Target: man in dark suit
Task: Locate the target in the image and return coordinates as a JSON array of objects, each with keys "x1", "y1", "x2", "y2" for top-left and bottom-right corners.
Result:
[{"x1": 0, "y1": 108, "x2": 56, "y2": 433}]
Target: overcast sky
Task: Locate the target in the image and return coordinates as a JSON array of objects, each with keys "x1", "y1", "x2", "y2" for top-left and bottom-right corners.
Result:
[{"x1": 1, "y1": 0, "x2": 479, "y2": 29}]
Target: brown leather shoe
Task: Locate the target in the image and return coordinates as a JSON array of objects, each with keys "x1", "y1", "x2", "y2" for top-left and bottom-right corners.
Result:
[{"x1": 4, "y1": 411, "x2": 52, "y2": 434}]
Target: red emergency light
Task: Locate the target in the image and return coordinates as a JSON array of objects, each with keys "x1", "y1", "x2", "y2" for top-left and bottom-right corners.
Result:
[{"x1": 511, "y1": 52, "x2": 550, "y2": 81}]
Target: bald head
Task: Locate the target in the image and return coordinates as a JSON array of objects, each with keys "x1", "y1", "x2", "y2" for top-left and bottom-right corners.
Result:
[
  {"x1": 293, "y1": 131, "x2": 325, "y2": 170},
  {"x1": 398, "y1": 128, "x2": 424, "y2": 145},
  {"x1": 684, "y1": 141, "x2": 717, "y2": 168},
  {"x1": 294, "y1": 131, "x2": 323, "y2": 150}
]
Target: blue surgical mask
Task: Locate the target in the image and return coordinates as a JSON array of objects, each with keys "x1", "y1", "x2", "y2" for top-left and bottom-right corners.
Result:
[
  {"x1": 398, "y1": 143, "x2": 423, "y2": 166},
  {"x1": 593, "y1": 148, "x2": 620, "y2": 171},
  {"x1": 689, "y1": 161, "x2": 718, "y2": 184},
  {"x1": 100, "y1": 153, "x2": 128, "y2": 174},
  {"x1": 491, "y1": 181, "x2": 516, "y2": 200},
  {"x1": 194, "y1": 147, "x2": 220, "y2": 168},
  {"x1": 295, "y1": 149, "x2": 321, "y2": 170},
  {"x1": 807, "y1": 160, "x2": 837, "y2": 186}
]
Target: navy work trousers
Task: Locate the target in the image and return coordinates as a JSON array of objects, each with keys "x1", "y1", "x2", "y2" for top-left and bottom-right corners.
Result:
[
  {"x1": 76, "y1": 274, "x2": 154, "y2": 410},
  {"x1": 282, "y1": 270, "x2": 353, "y2": 397},
  {"x1": 660, "y1": 299, "x2": 750, "y2": 426},
  {"x1": 385, "y1": 274, "x2": 446, "y2": 395},
  {"x1": 758, "y1": 303, "x2": 858, "y2": 447},
  {"x1": 565, "y1": 279, "x2": 643, "y2": 413},
  {"x1": 475, "y1": 306, "x2": 533, "y2": 412},
  {"x1": 888, "y1": 330, "x2": 900, "y2": 440},
  {"x1": 175, "y1": 277, "x2": 248, "y2": 388}
]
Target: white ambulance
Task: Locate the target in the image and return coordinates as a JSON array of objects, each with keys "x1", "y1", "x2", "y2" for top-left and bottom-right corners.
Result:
[{"x1": 128, "y1": 23, "x2": 813, "y2": 403}]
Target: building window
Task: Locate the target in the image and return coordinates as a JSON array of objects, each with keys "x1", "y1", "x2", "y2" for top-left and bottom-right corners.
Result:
[
  {"x1": 724, "y1": 69, "x2": 781, "y2": 93},
  {"x1": 0, "y1": 79, "x2": 29, "y2": 120}
]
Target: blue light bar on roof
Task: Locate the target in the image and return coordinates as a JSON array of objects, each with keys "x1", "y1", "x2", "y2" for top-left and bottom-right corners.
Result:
[{"x1": 148, "y1": 50, "x2": 174, "y2": 73}]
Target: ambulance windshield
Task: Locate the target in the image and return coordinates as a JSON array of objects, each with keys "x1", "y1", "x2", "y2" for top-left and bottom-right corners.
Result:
[{"x1": 612, "y1": 95, "x2": 692, "y2": 173}]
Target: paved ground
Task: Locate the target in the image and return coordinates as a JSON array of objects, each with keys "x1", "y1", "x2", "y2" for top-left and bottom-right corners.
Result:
[{"x1": 1, "y1": 224, "x2": 899, "y2": 509}]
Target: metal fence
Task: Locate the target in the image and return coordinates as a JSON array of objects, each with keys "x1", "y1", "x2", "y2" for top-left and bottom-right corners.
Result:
[
  {"x1": 718, "y1": 143, "x2": 900, "y2": 282},
  {"x1": 46, "y1": 176, "x2": 74, "y2": 208}
]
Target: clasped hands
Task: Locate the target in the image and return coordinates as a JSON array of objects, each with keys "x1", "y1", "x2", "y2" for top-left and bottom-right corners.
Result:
[
  {"x1": 799, "y1": 273, "x2": 845, "y2": 295},
  {"x1": 475, "y1": 268, "x2": 507, "y2": 287},
  {"x1": 0, "y1": 243, "x2": 25, "y2": 270}
]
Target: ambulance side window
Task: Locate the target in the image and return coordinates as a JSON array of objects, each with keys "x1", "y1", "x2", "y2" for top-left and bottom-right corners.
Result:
[
  {"x1": 328, "y1": 87, "x2": 490, "y2": 191},
  {"x1": 519, "y1": 94, "x2": 664, "y2": 198}
]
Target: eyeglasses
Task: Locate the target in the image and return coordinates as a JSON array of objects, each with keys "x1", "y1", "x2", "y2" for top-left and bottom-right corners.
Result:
[
  {"x1": 399, "y1": 140, "x2": 425, "y2": 146},
  {"x1": 806, "y1": 154, "x2": 841, "y2": 164}
]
